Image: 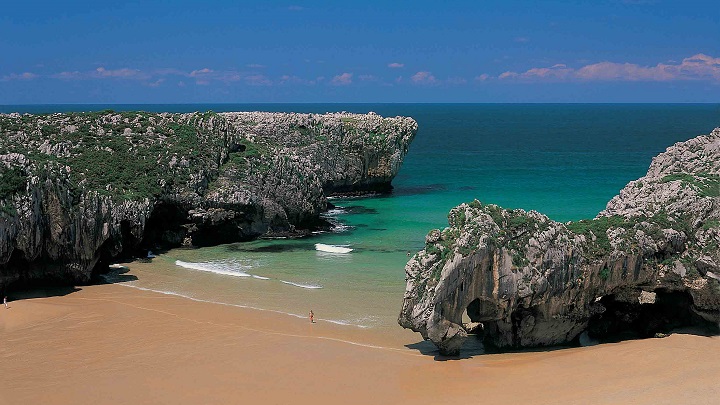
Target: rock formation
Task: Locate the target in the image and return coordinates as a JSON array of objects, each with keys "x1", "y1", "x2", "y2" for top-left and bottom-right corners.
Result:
[
  {"x1": 399, "y1": 128, "x2": 720, "y2": 355},
  {"x1": 0, "y1": 111, "x2": 417, "y2": 290}
]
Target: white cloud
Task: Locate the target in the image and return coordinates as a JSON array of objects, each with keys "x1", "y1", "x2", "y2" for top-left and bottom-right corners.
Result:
[
  {"x1": 388, "y1": 62, "x2": 404, "y2": 68},
  {"x1": 1, "y1": 72, "x2": 38, "y2": 81},
  {"x1": 190, "y1": 68, "x2": 213, "y2": 77},
  {"x1": 411, "y1": 71, "x2": 436, "y2": 84},
  {"x1": 331, "y1": 72, "x2": 353, "y2": 85},
  {"x1": 278, "y1": 75, "x2": 323, "y2": 85},
  {"x1": 188, "y1": 68, "x2": 243, "y2": 83},
  {"x1": 53, "y1": 71, "x2": 83, "y2": 80},
  {"x1": 499, "y1": 53, "x2": 720, "y2": 82},
  {"x1": 146, "y1": 78, "x2": 165, "y2": 87},
  {"x1": 94, "y1": 67, "x2": 146, "y2": 79}
]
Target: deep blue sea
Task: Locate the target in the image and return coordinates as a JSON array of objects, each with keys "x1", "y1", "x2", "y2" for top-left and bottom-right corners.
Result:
[{"x1": 4, "y1": 104, "x2": 719, "y2": 335}]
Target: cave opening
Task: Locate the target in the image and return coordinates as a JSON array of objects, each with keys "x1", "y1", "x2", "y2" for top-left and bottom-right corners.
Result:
[
  {"x1": 141, "y1": 201, "x2": 189, "y2": 250},
  {"x1": 586, "y1": 289, "x2": 718, "y2": 342},
  {"x1": 91, "y1": 219, "x2": 141, "y2": 280},
  {"x1": 463, "y1": 298, "x2": 493, "y2": 336}
]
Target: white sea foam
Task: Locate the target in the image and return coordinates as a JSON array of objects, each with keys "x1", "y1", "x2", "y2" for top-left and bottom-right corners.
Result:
[
  {"x1": 280, "y1": 280, "x2": 323, "y2": 289},
  {"x1": 323, "y1": 208, "x2": 348, "y2": 216},
  {"x1": 331, "y1": 223, "x2": 353, "y2": 233},
  {"x1": 174, "y1": 260, "x2": 252, "y2": 277},
  {"x1": 323, "y1": 318, "x2": 374, "y2": 328},
  {"x1": 251, "y1": 275, "x2": 270, "y2": 280}
]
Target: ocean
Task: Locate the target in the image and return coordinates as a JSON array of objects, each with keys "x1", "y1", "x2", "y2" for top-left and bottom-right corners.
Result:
[{"x1": 4, "y1": 103, "x2": 719, "y2": 335}]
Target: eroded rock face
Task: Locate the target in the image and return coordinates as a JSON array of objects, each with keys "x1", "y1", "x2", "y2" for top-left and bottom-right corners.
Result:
[
  {"x1": 399, "y1": 128, "x2": 720, "y2": 355},
  {"x1": 0, "y1": 111, "x2": 417, "y2": 290}
]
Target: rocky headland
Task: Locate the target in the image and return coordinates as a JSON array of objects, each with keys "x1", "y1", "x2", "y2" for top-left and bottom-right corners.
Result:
[
  {"x1": 399, "y1": 128, "x2": 720, "y2": 355},
  {"x1": 0, "y1": 110, "x2": 417, "y2": 291}
]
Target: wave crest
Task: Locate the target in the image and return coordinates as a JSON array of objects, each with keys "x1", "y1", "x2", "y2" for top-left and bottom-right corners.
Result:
[{"x1": 174, "y1": 260, "x2": 252, "y2": 277}]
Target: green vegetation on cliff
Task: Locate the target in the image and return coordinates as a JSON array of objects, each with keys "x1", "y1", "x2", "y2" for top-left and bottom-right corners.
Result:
[
  {"x1": 0, "y1": 166, "x2": 26, "y2": 200},
  {"x1": 661, "y1": 172, "x2": 720, "y2": 197},
  {"x1": 0, "y1": 166, "x2": 26, "y2": 215},
  {"x1": 0, "y1": 111, "x2": 228, "y2": 202}
]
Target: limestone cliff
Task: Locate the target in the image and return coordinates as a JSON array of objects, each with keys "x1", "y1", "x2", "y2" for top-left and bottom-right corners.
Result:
[
  {"x1": 399, "y1": 128, "x2": 720, "y2": 355},
  {"x1": 0, "y1": 111, "x2": 417, "y2": 290}
]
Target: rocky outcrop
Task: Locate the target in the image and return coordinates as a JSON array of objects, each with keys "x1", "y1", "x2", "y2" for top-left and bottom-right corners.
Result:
[
  {"x1": 0, "y1": 111, "x2": 416, "y2": 291},
  {"x1": 399, "y1": 128, "x2": 720, "y2": 355}
]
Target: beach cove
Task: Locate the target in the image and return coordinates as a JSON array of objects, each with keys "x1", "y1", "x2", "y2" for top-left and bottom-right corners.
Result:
[
  {"x1": 1, "y1": 104, "x2": 719, "y2": 403},
  {"x1": 3, "y1": 1, "x2": 720, "y2": 402},
  {"x1": 11, "y1": 103, "x2": 714, "y2": 334},
  {"x1": 2, "y1": 279, "x2": 720, "y2": 405}
]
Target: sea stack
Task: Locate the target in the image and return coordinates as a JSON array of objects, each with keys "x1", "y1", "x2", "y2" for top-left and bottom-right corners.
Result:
[
  {"x1": 399, "y1": 128, "x2": 720, "y2": 355},
  {"x1": 0, "y1": 111, "x2": 417, "y2": 291}
]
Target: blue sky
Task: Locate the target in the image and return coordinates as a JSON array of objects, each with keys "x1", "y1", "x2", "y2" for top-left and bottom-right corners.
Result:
[{"x1": 1, "y1": 0, "x2": 718, "y2": 103}]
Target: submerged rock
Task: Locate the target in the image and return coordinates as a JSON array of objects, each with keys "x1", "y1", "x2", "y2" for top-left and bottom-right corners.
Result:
[
  {"x1": 399, "y1": 128, "x2": 720, "y2": 355},
  {"x1": 0, "y1": 111, "x2": 417, "y2": 291}
]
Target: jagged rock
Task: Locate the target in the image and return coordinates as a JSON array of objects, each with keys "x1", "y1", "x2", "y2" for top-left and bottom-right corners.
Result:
[
  {"x1": 0, "y1": 111, "x2": 417, "y2": 291},
  {"x1": 399, "y1": 128, "x2": 720, "y2": 355}
]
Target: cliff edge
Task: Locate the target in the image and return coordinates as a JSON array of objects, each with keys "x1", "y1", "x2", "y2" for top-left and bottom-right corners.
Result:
[
  {"x1": 0, "y1": 111, "x2": 417, "y2": 291},
  {"x1": 399, "y1": 128, "x2": 720, "y2": 355}
]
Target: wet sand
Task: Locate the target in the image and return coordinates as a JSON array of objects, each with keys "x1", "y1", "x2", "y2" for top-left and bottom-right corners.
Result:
[{"x1": 1, "y1": 282, "x2": 719, "y2": 405}]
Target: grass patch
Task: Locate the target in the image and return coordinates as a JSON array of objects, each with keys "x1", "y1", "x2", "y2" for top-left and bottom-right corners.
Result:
[
  {"x1": 566, "y1": 216, "x2": 631, "y2": 257},
  {"x1": 703, "y1": 219, "x2": 720, "y2": 230},
  {"x1": 661, "y1": 172, "x2": 720, "y2": 198}
]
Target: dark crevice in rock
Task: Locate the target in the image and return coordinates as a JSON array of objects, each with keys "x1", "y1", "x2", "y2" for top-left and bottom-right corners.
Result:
[
  {"x1": 3, "y1": 247, "x2": 91, "y2": 290},
  {"x1": 92, "y1": 219, "x2": 143, "y2": 281},
  {"x1": 587, "y1": 290, "x2": 718, "y2": 341},
  {"x1": 142, "y1": 201, "x2": 191, "y2": 250}
]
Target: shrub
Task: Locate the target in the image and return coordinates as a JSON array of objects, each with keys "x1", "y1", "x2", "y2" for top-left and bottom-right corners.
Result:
[
  {"x1": 703, "y1": 219, "x2": 720, "y2": 230},
  {"x1": 599, "y1": 267, "x2": 610, "y2": 280},
  {"x1": 0, "y1": 167, "x2": 27, "y2": 200}
]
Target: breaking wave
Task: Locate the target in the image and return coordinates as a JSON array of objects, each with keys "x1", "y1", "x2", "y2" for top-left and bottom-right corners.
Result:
[
  {"x1": 280, "y1": 280, "x2": 323, "y2": 289},
  {"x1": 174, "y1": 260, "x2": 252, "y2": 278}
]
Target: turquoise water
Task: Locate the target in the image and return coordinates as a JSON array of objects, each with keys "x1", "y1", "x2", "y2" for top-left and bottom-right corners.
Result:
[{"x1": 5, "y1": 103, "x2": 720, "y2": 332}]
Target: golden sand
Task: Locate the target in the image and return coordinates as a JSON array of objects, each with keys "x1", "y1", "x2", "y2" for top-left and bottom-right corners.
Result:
[{"x1": 1, "y1": 282, "x2": 719, "y2": 405}]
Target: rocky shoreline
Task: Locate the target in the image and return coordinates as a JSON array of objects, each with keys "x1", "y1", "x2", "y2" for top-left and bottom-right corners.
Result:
[
  {"x1": 399, "y1": 128, "x2": 720, "y2": 355},
  {"x1": 0, "y1": 110, "x2": 417, "y2": 291}
]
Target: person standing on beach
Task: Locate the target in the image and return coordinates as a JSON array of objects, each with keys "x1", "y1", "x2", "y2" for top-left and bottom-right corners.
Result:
[
  {"x1": 3, "y1": 296, "x2": 7, "y2": 309},
  {"x1": 309, "y1": 310, "x2": 314, "y2": 323}
]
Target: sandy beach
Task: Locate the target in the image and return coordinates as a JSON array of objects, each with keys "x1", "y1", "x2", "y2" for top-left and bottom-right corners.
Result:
[{"x1": 1, "y1": 276, "x2": 719, "y2": 405}]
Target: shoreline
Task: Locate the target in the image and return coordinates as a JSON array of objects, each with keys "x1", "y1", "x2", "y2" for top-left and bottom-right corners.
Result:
[{"x1": 2, "y1": 279, "x2": 720, "y2": 404}]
